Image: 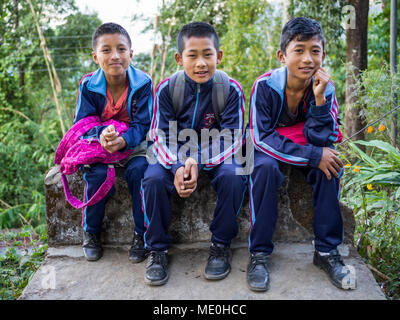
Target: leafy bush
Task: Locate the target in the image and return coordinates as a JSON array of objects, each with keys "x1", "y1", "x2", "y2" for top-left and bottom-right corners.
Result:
[
  {"x1": 0, "y1": 226, "x2": 47, "y2": 300},
  {"x1": 340, "y1": 139, "x2": 400, "y2": 299}
]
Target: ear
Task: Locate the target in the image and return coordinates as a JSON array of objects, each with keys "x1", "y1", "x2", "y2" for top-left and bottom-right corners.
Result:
[
  {"x1": 321, "y1": 50, "x2": 326, "y2": 64},
  {"x1": 216, "y1": 49, "x2": 223, "y2": 65},
  {"x1": 92, "y1": 51, "x2": 99, "y2": 65},
  {"x1": 276, "y1": 49, "x2": 285, "y2": 64},
  {"x1": 175, "y1": 52, "x2": 183, "y2": 66},
  {"x1": 129, "y1": 49, "x2": 134, "y2": 59}
]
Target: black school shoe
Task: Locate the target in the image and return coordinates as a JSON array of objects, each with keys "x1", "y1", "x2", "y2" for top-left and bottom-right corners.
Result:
[
  {"x1": 204, "y1": 243, "x2": 231, "y2": 280},
  {"x1": 313, "y1": 249, "x2": 356, "y2": 290},
  {"x1": 247, "y1": 252, "x2": 270, "y2": 292},
  {"x1": 145, "y1": 251, "x2": 169, "y2": 286},
  {"x1": 82, "y1": 231, "x2": 103, "y2": 261},
  {"x1": 129, "y1": 232, "x2": 148, "y2": 263}
]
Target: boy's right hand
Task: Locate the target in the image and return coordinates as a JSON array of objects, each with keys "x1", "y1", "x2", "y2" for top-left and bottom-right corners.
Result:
[
  {"x1": 318, "y1": 147, "x2": 344, "y2": 180},
  {"x1": 174, "y1": 158, "x2": 198, "y2": 198},
  {"x1": 100, "y1": 125, "x2": 119, "y2": 143}
]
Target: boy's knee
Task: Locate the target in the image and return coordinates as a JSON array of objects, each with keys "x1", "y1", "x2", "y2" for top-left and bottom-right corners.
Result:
[
  {"x1": 142, "y1": 164, "x2": 171, "y2": 188},
  {"x1": 254, "y1": 155, "x2": 280, "y2": 174},
  {"x1": 124, "y1": 157, "x2": 148, "y2": 181},
  {"x1": 216, "y1": 164, "x2": 245, "y2": 183}
]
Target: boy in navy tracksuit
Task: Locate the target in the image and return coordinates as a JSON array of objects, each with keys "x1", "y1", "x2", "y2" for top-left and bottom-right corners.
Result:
[
  {"x1": 142, "y1": 22, "x2": 247, "y2": 286},
  {"x1": 247, "y1": 17, "x2": 356, "y2": 291},
  {"x1": 74, "y1": 23, "x2": 152, "y2": 262}
]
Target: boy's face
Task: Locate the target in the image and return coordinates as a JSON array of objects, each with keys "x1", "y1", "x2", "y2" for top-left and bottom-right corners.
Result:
[
  {"x1": 175, "y1": 36, "x2": 223, "y2": 84},
  {"x1": 277, "y1": 35, "x2": 325, "y2": 83},
  {"x1": 92, "y1": 33, "x2": 133, "y2": 78}
]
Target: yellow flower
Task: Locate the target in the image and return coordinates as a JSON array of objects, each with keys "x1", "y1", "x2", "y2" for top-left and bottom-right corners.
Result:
[
  {"x1": 367, "y1": 184, "x2": 373, "y2": 190},
  {"x1": 344, "y1": 164, "x2": 351, "y2": 168},
  {"x1": 379, "y1": 124, "x2": 386, "y2": 131},
  {"x1": 353, "y1": 165, "x2": 361, "y2": 173},
  {"x1": 367, "y1": 126, "x2": 373, "y2": 134}
]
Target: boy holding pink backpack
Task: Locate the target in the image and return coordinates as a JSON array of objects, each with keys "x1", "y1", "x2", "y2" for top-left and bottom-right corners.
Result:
[{"x1": 69, "y1": 23, "x2": 153, "y2": 262}]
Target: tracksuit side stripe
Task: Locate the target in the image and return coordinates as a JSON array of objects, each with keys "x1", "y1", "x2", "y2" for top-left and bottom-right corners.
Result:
[
  {"x1": 140, "y1": 182, "x2": 150, "y2": 248},
  {"x1": 82, "y1": 172, "x2": 89, "y2": 231},
  {"x1": 150, "y1": 79, "x2": 177, "y2": 168},
  {"x1": 250, "y1": 77, "x2": 309, "y2": 165}
]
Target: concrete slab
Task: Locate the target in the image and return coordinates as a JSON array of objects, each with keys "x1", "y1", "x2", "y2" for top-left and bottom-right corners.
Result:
[{"x1": 19, "y1": 242, "x2": 386, "y2": 300}]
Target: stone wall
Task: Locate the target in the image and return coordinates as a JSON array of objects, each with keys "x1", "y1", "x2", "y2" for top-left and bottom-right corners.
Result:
[{"x1": 44, "y1": 165, "x2": 355, "y2": 246}]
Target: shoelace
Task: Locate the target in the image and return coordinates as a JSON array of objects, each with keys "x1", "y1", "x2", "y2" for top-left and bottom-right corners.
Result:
[
  {"x1": 132, "y1": 234, "x2": 143, "y2": 249},
  {"x1": 148, "y1": 251, "x2": 165, "y2": 267},
  {"x1": 208, "y1": 245, "x2": 228, "y2": 261},
  {"x1": 249, "y1": 254, "x2": 268, "y2": 271},
  {"x1": 84, "y1": 233, "x2": 100, "y2": 247},
  {"x1": 327, "y1": 252, "x2": 345, "y2": 267}
]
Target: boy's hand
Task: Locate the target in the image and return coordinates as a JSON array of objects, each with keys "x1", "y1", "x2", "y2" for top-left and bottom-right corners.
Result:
[
  {"x1": 174, "y1": 158, "x2": 198, "y2": 198},
  {"x1": 101, "y1": 125, "x2": 119, "y2": 142},
  {"x1": 100, "y1": 125, "x2": 127, "y2": 153},
  {"x1": 313, "y1": 67, "x2": 330, "y2": 106},
  {"x1": 318, "y1": 147, "x2": 344, "y2": 180}
]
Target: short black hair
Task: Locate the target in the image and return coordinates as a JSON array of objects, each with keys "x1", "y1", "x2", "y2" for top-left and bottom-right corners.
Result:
[
  {"x1": 280, "y1": 17, "x2": 326, "y2": 54},
  {"x1": 92, "y1": 22, "x2": 132, "y2": 51},
  {"x1": 176, "y1": 22, "x2": 219, "y2": 55}
]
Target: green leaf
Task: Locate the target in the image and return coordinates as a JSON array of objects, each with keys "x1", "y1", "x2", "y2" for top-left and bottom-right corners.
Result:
[
  {"x1": 348, "y1": 142, "x2": 380, "y2": 166},
  {"x1": 365, "y1": 172, "x2": 400, "y2": 185},
  {"x1": 395, "y1": 187, "x2": 400, "y2": 199},
  {"x1": 393, "y1": 215, "x2": 400, "y2": 227},
  {"x1": 355, "y1": 140, "x2": 400, "y2": 162}
]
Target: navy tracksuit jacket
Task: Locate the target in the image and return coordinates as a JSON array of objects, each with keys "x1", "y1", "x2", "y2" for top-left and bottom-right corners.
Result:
[
  {"x1": 248, "y1": 66, "x2": 343, "y2": 254},
  {"x1": 142, "y1": 72, "x2": 247, "y2": 251},
  {"x1": 74, "y1": 66, "x2": 153, "y2": 235}
]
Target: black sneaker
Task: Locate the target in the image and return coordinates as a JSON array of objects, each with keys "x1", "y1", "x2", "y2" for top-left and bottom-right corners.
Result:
[
  {"x1": 313, "y1": 249, "x2": 356, "y2": 290},
  {"x1": 247, "y1": 252, "x2": 270, "y2": 292},
  {"x1": 82, "y1": 231, "x2": 103, "y2": 261},
  {"x1": 204, "y1": 243, "x2": 231, "y2": 280},
  {"x1": 145, "y1": 251, "x2": 169, "y2": 286},
  {"x1": 129, "y1": 232, "x2": 148, "y2": 263}
]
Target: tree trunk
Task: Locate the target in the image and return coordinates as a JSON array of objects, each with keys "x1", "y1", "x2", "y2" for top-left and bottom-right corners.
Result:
[{"x1": 344, "y1": 0, "x2": 369, "y2": 141}]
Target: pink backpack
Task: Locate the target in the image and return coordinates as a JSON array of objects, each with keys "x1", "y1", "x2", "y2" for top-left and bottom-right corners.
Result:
[{"x1": 54, "y1": 116, "x2": 133, "y2": 209}]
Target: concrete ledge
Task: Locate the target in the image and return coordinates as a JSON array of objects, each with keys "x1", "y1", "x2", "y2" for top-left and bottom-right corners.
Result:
[
  {"x1": 44, "y1": 165, "x2": 355, "y2": 246},
  {"x1": 19, "y1": 242, "x2": 385, "y2": 300}
]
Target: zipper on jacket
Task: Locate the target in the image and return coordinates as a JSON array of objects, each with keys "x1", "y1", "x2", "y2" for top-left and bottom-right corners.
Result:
[{"x1": 191, "y1": 84, "x2": 201, "y2": 129}]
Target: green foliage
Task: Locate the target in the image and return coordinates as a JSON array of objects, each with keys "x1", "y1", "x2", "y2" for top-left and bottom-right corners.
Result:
[
  {"x1": 352, "y1": 63, "x2": 400, "y2": 139},
  {"x1": 368, "y1": 0, "x2": 400, "y2": 69},
  {"x1": 0, "y1": 225, "x2": 47, "y2": 300},
  {"x1": 340, "y1": 138, "x2": 400, "y2": 299},
  {"x1": 220, "y1": 0, "x2": 282, "y2": 101},
  {"x1": 0, "y1": 0, "x2": 100, "y2": 299},
  {"x1": 339, "y1": 59, "x2": 400, "y2": 298}
]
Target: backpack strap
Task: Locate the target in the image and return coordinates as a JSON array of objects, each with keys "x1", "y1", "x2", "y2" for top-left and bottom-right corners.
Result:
[
  {"x1": 169, "y1": 70, "x2": 230, "y2": 123},
  {"x1": 212, "y1": 70, "x2": 230, "y2": 123},
  {"x1": 61, "y1": 165, "x2": 115, "y2": 209},
  {"x1": 169, "y1": 70, "x2": 185, "y2": 115}
]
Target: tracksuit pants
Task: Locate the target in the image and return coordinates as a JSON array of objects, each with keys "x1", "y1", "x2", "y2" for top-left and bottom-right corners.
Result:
[
  {"x1": 249, "y1": 150, "x2": 343, "y2": 254},
  {"x1": 81, "y1": 156, "x2": 148, "y2": 236},
  {"x1": 141, "y1": 162, "x2": 247, "y2": 251}
]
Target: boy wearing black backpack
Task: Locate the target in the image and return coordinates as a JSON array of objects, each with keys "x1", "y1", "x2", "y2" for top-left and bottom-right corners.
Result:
[{"x1": 141, "y1": 22, "x2": 247, "y2": 286}]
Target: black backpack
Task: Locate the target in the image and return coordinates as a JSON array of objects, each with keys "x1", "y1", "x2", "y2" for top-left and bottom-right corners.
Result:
[{"x1": 168, "y1": 70, "x2": 230, "y2": 123}]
